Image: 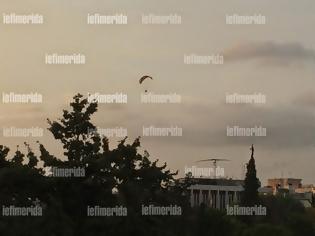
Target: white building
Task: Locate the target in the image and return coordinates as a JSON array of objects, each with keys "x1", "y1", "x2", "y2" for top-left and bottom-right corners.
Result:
[{"x1": 188, "y1": 178, "x2": 244, "y2": 210}]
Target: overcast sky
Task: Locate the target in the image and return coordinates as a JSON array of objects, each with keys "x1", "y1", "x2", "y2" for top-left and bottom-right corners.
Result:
[{"x1": 1, "y1": 0, "x2": 315, "y2": 185}]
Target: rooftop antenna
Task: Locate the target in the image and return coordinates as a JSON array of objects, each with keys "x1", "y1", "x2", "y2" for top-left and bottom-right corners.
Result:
[{"x1": 196, "y1": 158, "x2": 230, "y2": 179}]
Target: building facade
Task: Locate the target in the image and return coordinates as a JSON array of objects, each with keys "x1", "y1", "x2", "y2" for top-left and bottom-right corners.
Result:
[
  {"x1": 260, "y1": 178, "x2": 313, "y2": 207},
  {"x1": 267, "y1": 178, "x2": 302, "y2": 194},
  {"x1": 188, "y1": 178, "x2": 244, "y2": 210}
]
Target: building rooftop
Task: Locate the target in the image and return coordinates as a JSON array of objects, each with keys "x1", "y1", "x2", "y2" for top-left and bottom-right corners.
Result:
[{"x1": 188, "y1": 178, "x2": 244, "y2": 186}]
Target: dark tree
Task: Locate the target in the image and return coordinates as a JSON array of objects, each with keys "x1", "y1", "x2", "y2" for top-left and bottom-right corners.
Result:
[
  {"x1": 40, "y1": 94, "x2": 187, "y2": 235},
  {"x1": 0, "y1": 145, "x2": 10, "y2": 167},
  {"x1": 242, "y1": 144, "x2": 260, "y2": 206},
  {"x1": 11, "y1": 146, "x2": 24, "y2": 165},
  {"x1": 1, "y1": 95, "x2": 313, "y2": 236}
]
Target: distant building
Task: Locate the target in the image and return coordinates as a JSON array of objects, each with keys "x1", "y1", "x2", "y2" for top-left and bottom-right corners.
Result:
[
  {"x1": 260, "y1": 178, "x2": 313, "y2": 207},
  {"x1": 292, "y1": 192, "x2": 313, "y2": 208},
  {"x1": 187, "y1": 178, "x2": 244, "y2": 210},
  {"x1": 294, "y1": 184, "x2": 315, "y2": 207},
  {"x1": 258, "y1": 186, "x2": 273, "y2": 195},
  {"x1": 268, "y1": 178, "x2": 302, "y2": 194},
  {"x1": 295, "y1": 184, "x2": 315, "y2": 194}
]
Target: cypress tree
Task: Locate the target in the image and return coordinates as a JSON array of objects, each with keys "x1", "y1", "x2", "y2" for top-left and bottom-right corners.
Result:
[{"x1": 242, "y1": 144, "x2": 260, "y2": 206}]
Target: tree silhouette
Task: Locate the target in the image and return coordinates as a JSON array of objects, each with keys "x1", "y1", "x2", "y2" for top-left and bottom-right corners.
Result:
[
  {"x1": 0, "y1": 95, "x2": 314, "y2": 236},
  {"x1": 40, "y1": 94, "x2": 187, "y2": 234},
  {"x1": 242, "y1": 144, "x2": 260, "y2": 206},
  {"x1": 11, "y1": 146, "x2": 24, "y2": 165}
]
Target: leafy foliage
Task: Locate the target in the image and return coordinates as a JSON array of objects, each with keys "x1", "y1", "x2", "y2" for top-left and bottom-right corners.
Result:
[{"x1": 0, "y1": 95, "x2": 314, "y2": 236}]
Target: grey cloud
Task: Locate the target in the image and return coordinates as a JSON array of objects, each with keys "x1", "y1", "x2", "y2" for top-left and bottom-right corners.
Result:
[
  {"x1": 158, "y1": 103, "x2": 315, "y2": 149},
  {"x1": 223, "y1": 41, "x2": 315, "y2": 65}
]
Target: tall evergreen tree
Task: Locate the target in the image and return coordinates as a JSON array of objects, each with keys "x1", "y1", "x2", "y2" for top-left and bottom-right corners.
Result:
[
  {"x1": 242, "y1": 144, "x2": 260, "y2": 206},
  {"x1": 24, "y1": 142, "x2": 38, "y2": 168},
  {"x1": 0, "y1": 145, "x2": 10, "y2": 167},
  {"x1": 12, "y1": 146, "x2": 24, "y2": 165}
]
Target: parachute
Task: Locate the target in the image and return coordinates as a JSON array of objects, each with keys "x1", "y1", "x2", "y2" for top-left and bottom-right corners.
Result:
[{"x1": 139, "y1": 75, "x2": 153, "y2": 84}]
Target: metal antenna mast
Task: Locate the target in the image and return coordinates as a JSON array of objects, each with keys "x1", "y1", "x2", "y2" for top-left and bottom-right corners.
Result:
[{"x1": 196, "y1": 158, "x2": 230, "y2": 179}]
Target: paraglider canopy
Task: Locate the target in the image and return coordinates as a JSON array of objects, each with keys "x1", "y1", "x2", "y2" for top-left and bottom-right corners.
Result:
[
  {"x1": 139, "y1": 75, "x2": 153, "y2": 84},
  {"x1": 139, "y1": 75, "x2": 153, "y2": 93}
]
